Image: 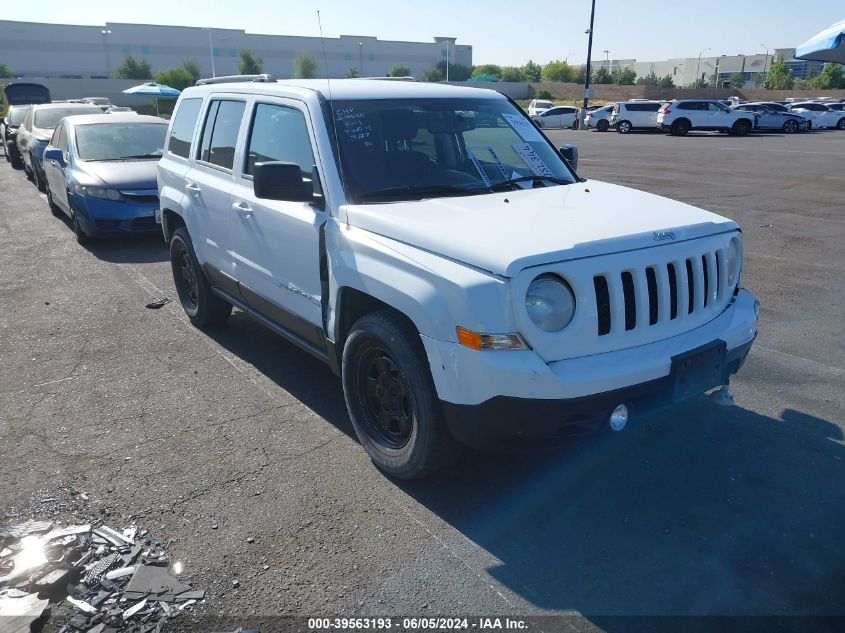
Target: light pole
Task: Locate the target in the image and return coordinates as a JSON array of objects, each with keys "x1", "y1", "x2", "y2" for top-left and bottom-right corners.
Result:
[
  {"x1": 695, "y1": 47, "x2": 711, "y2": 87},
  {"x1": 445, "y1": 39, "x2": 450, "y2": 83},
  {"x1": 101, "y1": 28, "x2": 112, "y2": 77},
  {"x1": 603, "y1": 49, "x2": 610, "y2": 71},
  {"x1": 565, "y1": 51, "x2": 575, "y2": 63},
  {"x1": 582, "y1": 0, "x2": 596, "y2": 110},
  {"x1": 207, "y1": 28, "x2": 216, "y2": 77},
  {"x1": 760, "y1": 44, "x2": 769, "y2": 82},
  {"x1": 358, "y1": 42, "x2": 363, "y2": 75}
]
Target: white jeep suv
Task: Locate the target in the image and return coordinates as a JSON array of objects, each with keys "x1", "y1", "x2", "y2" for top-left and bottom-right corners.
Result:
[
  {"x1": 158, "y1": 78, "x2": 759, "y2": 478},
  {"x1": 657, "y1": 99, "x2": 758, "y2": 136}
]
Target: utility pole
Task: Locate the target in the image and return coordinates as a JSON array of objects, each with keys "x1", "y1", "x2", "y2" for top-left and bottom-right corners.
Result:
[
  {"x1": 582, "y1": 0, "x2": 596, "y2": 110},
  {"x1": 101, "y1": 29, "x2": 112, "y2": 77},
  {"x1": 760, "y1": 44, "x2": 769, "y2": 82},
  {"x1": 207, "y1": 28, "x2": 216, "y2": 77}
]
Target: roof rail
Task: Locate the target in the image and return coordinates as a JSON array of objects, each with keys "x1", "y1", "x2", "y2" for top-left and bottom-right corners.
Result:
[
  {"x1": 195, "y1": 74, "x2": 276, "y2": 86},
  {"x1": 354, "y1": 76, "x2": 417, "y2": 82}
]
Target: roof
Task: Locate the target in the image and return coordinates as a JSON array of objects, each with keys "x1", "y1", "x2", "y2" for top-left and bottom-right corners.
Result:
[
  {"x1": 795, "y1": 18, "x2": 845, "y2": 63},
  {"x1": 181, "y1": 79, "x2": 503, "y2": 101},
  {"x1": 30, "y1": 102, "x2": 101, "y2": 111},
  {"x1": 62, "y1": 113, "x2": 166, "y2": 126}
]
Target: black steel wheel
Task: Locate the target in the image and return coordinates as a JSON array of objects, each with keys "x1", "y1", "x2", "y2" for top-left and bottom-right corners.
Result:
[
  {"x1": 342, "y1": 310, "x2": 462, "y2": 479},
  {"x1": 169, "y1": 227, "x2": 232, "y2": 327}
]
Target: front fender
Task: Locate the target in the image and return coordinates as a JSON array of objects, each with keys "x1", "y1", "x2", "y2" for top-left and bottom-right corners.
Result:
[{"x1": 326, "y1": 220, "x2": 515, "y2": 343}]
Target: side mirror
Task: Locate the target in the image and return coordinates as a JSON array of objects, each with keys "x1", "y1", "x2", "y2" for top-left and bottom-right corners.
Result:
[
  {"x1": 253, "y1": 161, "x2": 312, "y2": 202},
  {"x1": 559, "y1": 144, "x2": 578, "y2": 171},
  {"x1": 44, "y1": 147, "x2": 64, "y2": 165}
]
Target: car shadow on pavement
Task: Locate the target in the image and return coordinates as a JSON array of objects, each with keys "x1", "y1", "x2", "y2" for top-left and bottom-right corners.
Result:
[
  {"x1": 82, "y1": 234, "x2": 169, "y2": 264},
  {"x1": 396, "y1": 398, "x2": 845, "y2": 620}
]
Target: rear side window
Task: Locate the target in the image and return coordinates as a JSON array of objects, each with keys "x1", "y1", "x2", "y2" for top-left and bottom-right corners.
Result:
[
  {"x1": 197, "y1": 99, "x2": 245, "y2": 170},
  {"x1": 244, "y1": 103, "x2": 314, "y2": 177},
  {"x1": 678, "y1": 102, "x2": 705, "y2": 111},
  {"x1": 167, "y1": 98, "x2": 202, "y2": 159}
]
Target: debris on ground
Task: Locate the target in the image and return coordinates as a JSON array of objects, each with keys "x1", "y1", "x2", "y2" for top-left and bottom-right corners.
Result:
[
  {"x1": 144, "y1": 297, "x2": 171, "y2": 310},
  {"x1": 0, "y1": 519, "x2": 204, "y2": 632}
]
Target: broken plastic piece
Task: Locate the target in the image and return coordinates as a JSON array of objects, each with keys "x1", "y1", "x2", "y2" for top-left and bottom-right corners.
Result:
[
  {"x1": 124, "y1": 564, "x2": 193, "y2": 602},
  {"x1": 34, "y1": 568, "x2": 71, "y2": 587},
  {"x1": 105, "y1": 566, "x2": 136, "y2": 580},
  {"x1": 123, "y1": 597, "x2": 148, "y2": 620},
  {"x1": 0, "y1": 521, "x2": 53, "y2": 539},
  {"x1": 82, "y1": 552, "x2": 121, "y2": 586},
  {"x1": 709, "y1": 384, "x2": 735, "y2": 406},
  {"x1": 94, "y1": 526, "x2": 134, "y2": 547},
  {"x1": 145, "y1": 297, "x2": 171, "y2": 309},
  {"x1": 66, "y1": 596, "x2": 98, "y2": 613}
]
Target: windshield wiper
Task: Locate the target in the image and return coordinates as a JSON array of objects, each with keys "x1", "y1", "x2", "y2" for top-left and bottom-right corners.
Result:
[
  {"x1": 122, "y1": 153, "x2": 162, "y2": 159},
  {"x1": 488, "y1": 176, "x2": 572, "y2": 191},
  {"x1": 355, "y1": 184, "x2": 488, "y2": 201}
]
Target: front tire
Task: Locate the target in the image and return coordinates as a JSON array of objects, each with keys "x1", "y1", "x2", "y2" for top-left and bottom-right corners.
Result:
[
  {"x1": 782, "y1": 119, "x2": 799, "y2": 134},
  {"x1": 616, "y1": 120, "x2": 632, "y2": 134},
  {"x1": 46, "y1": 186, "x2": 62, "y2": 216},
  {"x1": 730, "y1": 119, "x2": 751, "y2": 136},
  {"x1": 342, "y1": 310, "x2": 462, "y2": 479},
  {"x1": 597, "y1": 119, "x2": 609, "y2": 132},
  {"x1": 169, "y1": 227, "x2": 232, "y2": 327},
  {"x1": 71, "y1": 209, "x2": 90, "y2": 245}
]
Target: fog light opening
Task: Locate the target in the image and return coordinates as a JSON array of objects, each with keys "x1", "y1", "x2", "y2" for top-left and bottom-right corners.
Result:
[{"x1": 609, "y1": 404, "x2": 629, "y2": 431}]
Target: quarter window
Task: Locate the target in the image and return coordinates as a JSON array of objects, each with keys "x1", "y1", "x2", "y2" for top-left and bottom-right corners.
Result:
[
  {"x1": 244, "y1": 103, "x2": 315, "y2": 177},
  {"x1": 198, "y1": 99, "x2": 245, "y2": 170},
  {"x1": 167, "y1": 98, "x2": 202, "y2": 159}
]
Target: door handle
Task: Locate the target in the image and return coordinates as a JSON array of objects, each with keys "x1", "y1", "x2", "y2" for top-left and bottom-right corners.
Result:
[{"x1": 232, "y1": 202, "x2": 253, "y2": 218}]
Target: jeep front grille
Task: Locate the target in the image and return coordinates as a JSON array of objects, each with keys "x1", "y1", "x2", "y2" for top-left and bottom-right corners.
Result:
[{"x1": 592, "y1": 249, "x2": 728, "y2": 337}]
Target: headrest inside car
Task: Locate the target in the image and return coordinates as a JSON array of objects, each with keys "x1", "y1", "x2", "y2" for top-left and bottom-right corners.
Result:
[{"x1": 380, "y1": 109, "x2": 418, "y2": 141}]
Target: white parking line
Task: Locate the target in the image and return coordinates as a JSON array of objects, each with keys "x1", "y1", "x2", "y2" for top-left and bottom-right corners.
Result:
[
  {"x1": 720, "y1": 147, "x2": 844, "y2": 156},
  {"x1": 755, "y1": 345, "x2": 845, "y2": 378}
]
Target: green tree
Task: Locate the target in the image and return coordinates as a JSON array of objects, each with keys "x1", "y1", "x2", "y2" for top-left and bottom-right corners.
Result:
[
  {"x1": 636, "y1": 71, "x2": 659, "y2": 86},
  {"x1": 181, "y1": 59, "x2": 201, "y2": 83},
  {"x1": 542, "y1": 60, "x2": 574, "y2": 82},
  {"x1": 0, "y1": 63, "x2": 14, "y2": 78},
  {"x1": 499, "y1": 66, "x2": 525, "y2": 82},
  {"x1": 435, "y1": 61, "x2": 472, "y2": 81},
  {"x1": 238, "y1": 49, "x2": 264, "y2": 75},
  {"x1": 114, "y1": 55, "x2": 152, "y2": 80},
  {"x1": 421, "y1": 66, "x2": 444, "y2": 82},
  {"x1": 613, "y1": 67, "x2": 637, "y2": 85},
  {"x1": 522, "y1": 60, "x2": 542, "y2": 82},
  {"x1": 471, "y1": 64, "x2": 502, "y2": 79},
  {"x1": 657, "y1": 74, "x2": 676, "y2": 89},
  {"x1": 534, "y1": 88, "x2": 553, "y2": 100},
  {"x1": 728, "y1": 73, "x2": 746, "y2": 87},
  {"x1": 592, "y1": 66, "x2": 612, "y2": 84},
  {"x1": 154, "y1": 67, "x2": 194, "y2": 91},
  {"x1": 346, "y1": 67, "x2": 359, "y2": 78},
  {"x1": 573, "y1": 66, "x2": 587, "y2": 83},
  {"x1": 388, "y1": 64, "x2": 411, "y2": 77},
  {"x1": 809, "y1": 63, "x2": 845, "y2": 89},
  {"x1": 763, "y1": 59, "x2": 794, "y2": 90},
  {"x1": 293, "y1": 52, "x2": 318, "y2": 79}
]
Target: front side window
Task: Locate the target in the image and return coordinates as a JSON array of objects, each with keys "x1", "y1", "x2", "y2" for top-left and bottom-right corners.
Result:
[
  {"x1": 198, "y1": 99, "x2": 245, "y2": 170},
  {"x1": 75, "y1": 123, "x2": 167, "y2": 161},
  {"x1": 244, "y1": 103, "x2": 315, "y2": 177},
  {"x1": 56, "y1": 124, "x2": 69, "y2": 153},
  {"x1": 167, "y1": 97, "x2": 202, "y2": 159},
  {"x1": 329, "y1": 97, "x2": 577, "y2": 203}
]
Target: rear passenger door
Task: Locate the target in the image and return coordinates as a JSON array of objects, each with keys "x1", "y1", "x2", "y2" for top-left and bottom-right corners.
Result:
[
  {"x1": 228, "y1": 98, "x2": 326, "y2": 351},
  {"x1": 186, "y1": 96, "x2": 247, "y2": 276}
]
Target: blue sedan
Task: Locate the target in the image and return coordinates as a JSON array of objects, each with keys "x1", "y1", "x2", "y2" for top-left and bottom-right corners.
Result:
[
  {"x1": 732, "y1": 104, "x2": 809, "y2": 134},
  {"x1": 41, "y1": 113, "x2": 168, "y2": 243}
]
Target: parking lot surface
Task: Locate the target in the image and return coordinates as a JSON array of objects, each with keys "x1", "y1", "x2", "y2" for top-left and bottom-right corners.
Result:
[{"x1": 1, "y1": 129, "x2": 843, "y2": 627}]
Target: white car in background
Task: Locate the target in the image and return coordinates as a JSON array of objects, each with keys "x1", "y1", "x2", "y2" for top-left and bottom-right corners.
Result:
[
  {"x1": 532, "y1": 106, "x2": 579, "y2": 129},
  {"x1": 527, "y1": 99, "x2": 555, "y2": 116},
  {"x1": 788, "y1": 102, "x2": 845, "y2": 129},
  {"x1": 610, "y1": 101, "x2": 663, "y2": 134},
  {"x1": 584, "y1": 105, "x2": 613, "y2": 132}
]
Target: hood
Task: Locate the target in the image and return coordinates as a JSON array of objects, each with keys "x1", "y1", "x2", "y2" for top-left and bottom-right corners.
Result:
[
  {"x1": 345, "y1": 180, "x2": 737, "y2": 277},
  {"x1": 75, "y1": 160, "x2": 159, "y2": 190}
]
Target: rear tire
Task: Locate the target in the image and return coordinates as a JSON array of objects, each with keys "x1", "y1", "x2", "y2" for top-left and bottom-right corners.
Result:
[
  {"x1": 9, "y1": 149, "x2": 23, "y2": 170},
  {"x1": 837, "y1": 118, "x2": 845, "y2": 130},
  {"x1": 670, "y1": 119, "x2": 690, "y2": 136},
  {"x1": 169, "y1": 227, "x2": 232, "y2": 327},
  {"x1": 597, "y1": 119, "x2": 609, "y2": 132},
  {"x1": 33, "y1": 165, "x2": 47, "y2": 192},
  {"x1": 342, "y1": 310, "x2": 462, "y2": 479},
  {"x1": 617, "y1": 120, "x2": 632, "y2": 134}
]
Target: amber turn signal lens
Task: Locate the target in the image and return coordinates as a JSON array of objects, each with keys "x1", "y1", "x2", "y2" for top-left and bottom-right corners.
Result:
[{"x1": 456, "y1": 327, "x2": 526, "y2": 351}]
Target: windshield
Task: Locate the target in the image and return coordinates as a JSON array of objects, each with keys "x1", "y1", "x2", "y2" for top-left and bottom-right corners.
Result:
[
  {"x1": 330, "y1": 97, "x2": 576, "y2": 203},
  {"x1": 75, "y1": 123, "x2": 168, "y2": 161},
  {"x1": 8, "y1": 107, "x2": 27, "y2": 125},
  {"x1": 34, "y1": 107, "x2": 99, "y2": 130}
]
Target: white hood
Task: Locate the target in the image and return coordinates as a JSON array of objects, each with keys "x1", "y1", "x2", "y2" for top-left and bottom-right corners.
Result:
[{"x1": 344, "y1": 180, "x2": 738, "y2": 277}]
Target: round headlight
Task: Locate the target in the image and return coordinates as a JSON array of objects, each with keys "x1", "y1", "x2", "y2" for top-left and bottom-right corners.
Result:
[
  {"x1": 525, "y1": 275, "x2": 576, "y2": 332},
  {"x1": 726, "y1": 234, "x2": 742, "y2": 287}
]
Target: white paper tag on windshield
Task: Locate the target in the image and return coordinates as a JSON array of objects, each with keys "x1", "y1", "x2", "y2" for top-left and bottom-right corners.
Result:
[
  {"x1": 512, "y1": 143, "x2": 554, "y2": 178},
  {"x1": 466, "y1": 149, "x2": 493, "y2": 188},
  {"x1": 502, "y1": 113, "x2": 545, "y2": 142}
]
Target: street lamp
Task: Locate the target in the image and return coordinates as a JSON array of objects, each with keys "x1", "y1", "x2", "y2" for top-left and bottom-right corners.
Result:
[
  {"x1": 603, "y1": 49, "x2": 610, "y2": 71},
  {"x1": 582, "y1": 0, "x2": 596, "y2": 110},
  {"x1": 101, "y1": 28, "x2": 112, "y2": 77},
  {"x1": 695, "y1": 47, "x2": 711, "y2": 87},
  {"x1": 565, "y1": 51, "x2": 575, "y2": 63},
  {"x1": 358, "y1": 42, "x2": 363, "y2": 75},
  {"x1": 207, "y1": 28, "x2": 216, "y2": 78},
  {"x1": 760, "y1": 44, "x2": 769, "y2": 80}
]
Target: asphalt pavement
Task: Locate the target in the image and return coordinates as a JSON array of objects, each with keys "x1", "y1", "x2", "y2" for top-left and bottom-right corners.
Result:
[{"x1": 1, "y1": 127, "x2": 843, "y2": 630}]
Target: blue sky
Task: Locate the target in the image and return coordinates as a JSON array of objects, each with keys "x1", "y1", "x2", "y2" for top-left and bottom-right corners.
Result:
[{"x1": 3, "y1": 1, "x2": 839, "y2": 66}]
